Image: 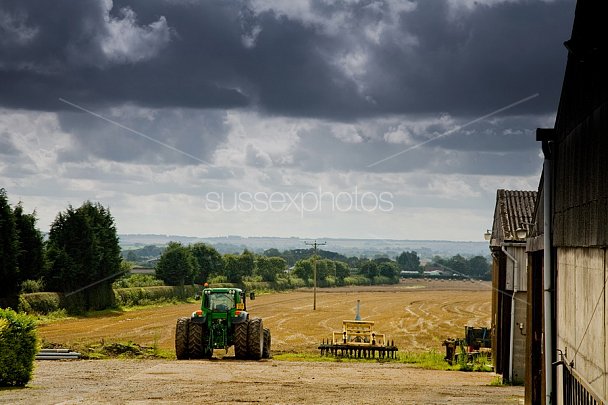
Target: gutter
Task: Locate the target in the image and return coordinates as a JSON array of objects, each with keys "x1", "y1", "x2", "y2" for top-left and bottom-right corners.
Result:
[{"x1": 501, "y1": 245, "x2": 518, "y2": 382}]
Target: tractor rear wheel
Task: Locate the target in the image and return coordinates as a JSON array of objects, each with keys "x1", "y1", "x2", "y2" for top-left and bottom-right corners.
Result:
[
  {"x1": 175, "y1": 317, "x2": 190, "y2": 360},
  {"x1": 263, "y1": 328, "x2": 271, "y2": 359},
  {"x1": 234, "y1": 321, "x2": 249, "y2": 359},
  {"x1": 247, "y1": 318, "x2": 264, "y2": 360},
  {"x1": 188, "y1": 322, "x2": 205, "y2": 359}
]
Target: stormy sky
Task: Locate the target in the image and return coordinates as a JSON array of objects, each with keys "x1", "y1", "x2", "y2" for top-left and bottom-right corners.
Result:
[{"x1": 0, "y1": 0, "x2": 575, "y2": 241}]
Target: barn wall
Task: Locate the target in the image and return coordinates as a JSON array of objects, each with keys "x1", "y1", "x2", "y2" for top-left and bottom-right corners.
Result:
[
  {"x1": 556, "y1": 247, "x2": 606, "y2": 400},
  {"x1": 554, "y1": 104, "x2": 608, "y2": 247}
]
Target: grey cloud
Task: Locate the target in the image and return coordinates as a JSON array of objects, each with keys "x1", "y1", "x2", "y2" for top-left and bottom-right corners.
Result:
[
  {"x1": 0, "y1": 132, "x2": 21, "y2": 156},
  {"x1": 245, "y1": 143, "x2": 272, "y2": 167},
  {"x1": 56, "y1": 108, "x2": 230, "y2": 165},
  {"x1": 289, "y1": 118, "x2": 542, "y2": 176},
  {"x1": 0, "y1": 0, "x2": 574, "y2": 119}
]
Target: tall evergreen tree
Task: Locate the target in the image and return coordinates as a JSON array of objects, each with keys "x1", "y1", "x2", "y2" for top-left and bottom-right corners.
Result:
[
  {"x1": 13, "y1": 204, "x2": 44, "y2": 283},
  {"x1": 0, "y1": 189, "x2": 19, "y2": 307},
  {"x1": 397, "y1": 251, "x2": 422, "y2": 273},
  {"x1": 46, "y1": 202, "x2": 121, "y2": 311}
]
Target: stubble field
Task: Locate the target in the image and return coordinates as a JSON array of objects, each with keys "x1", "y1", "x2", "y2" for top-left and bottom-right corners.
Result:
[{"x1": 38, "y1": 279, "x2": 492, "y2": 354}]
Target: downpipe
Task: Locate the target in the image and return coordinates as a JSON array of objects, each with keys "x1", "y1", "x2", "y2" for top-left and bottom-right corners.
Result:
[
  {"x1": 501, "y1": 245, "x2": 518, "y2": 382},
  {"x1": 543, "y1": 155, "x2": 554, "y2": 403}
]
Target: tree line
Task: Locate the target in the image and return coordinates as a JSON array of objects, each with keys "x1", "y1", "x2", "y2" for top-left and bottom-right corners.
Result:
[
  {"x1": 0, "y1": 189, "x2": 121, "y2": 310},
  {"x1": 1, "y1": 187, "x2": 490, "y2": 314}
]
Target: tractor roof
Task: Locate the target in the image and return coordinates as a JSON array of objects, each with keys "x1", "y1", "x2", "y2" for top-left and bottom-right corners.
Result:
[{"x1": 203, "y1": 287, "x2": 243, "y2": 293}]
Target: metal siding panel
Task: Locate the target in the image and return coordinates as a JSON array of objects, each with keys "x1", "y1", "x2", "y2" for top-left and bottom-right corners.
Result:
[
  {"x1": 557, "y1": 248, "x2": 577, "y2": 356},
  {"x1": 554, "y1": 103, "x2": 608, "y2": 248},
  {"x1": 575, "y1": 248, "x2": 606, "y2": 398}
]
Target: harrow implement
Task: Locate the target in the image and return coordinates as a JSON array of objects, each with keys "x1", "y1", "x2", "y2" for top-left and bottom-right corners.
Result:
[{"x1": 318, "y1": 319, "x2": 398, "y2": 359}]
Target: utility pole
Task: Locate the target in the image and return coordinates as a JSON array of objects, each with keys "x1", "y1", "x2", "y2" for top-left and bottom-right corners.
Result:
[{"x1": 305, "y1": 240, "x2": 326, "y2": 310}]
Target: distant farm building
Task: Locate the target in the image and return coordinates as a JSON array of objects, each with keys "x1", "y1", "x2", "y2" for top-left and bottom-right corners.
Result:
[{"x1": 488, "y1": 189, "x2": 537, "y2": 384}]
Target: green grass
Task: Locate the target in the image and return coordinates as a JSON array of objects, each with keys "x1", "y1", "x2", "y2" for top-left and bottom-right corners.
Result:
[
  {"x1": 398, "y1": 350, "x2": 458, "y2": 370},
  {"x1": 274, "y1": 350, "x2": 493, "y2": 372},
  {"x1": 274, "y1": 350, "x2": 452, "y2": 369}
]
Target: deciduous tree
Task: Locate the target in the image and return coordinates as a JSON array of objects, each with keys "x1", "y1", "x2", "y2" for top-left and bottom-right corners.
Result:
[
  {"x1": 155, "y1": 242, "x2": 196, "y2": 286},
  {"x1": 189, "y1": 243, "x2": 223, "y2": 283}
]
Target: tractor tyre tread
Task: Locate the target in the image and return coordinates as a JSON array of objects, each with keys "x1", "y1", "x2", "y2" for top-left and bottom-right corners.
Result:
[
  {"x1": 247, "y1": 318, "x2": 264, "y2": 360},
  {"x1": 175, "y1": 317, "x2": 190, "y2": 360},
  {"x1": 234, "y1": 321, "x2": 249, "y2": 359},
  {"x1": 188, "y1": 322, "x2": 205, "y2": 359},
  {"x1": 263, "y1": 328, "x2": 271, "y2": 359}
]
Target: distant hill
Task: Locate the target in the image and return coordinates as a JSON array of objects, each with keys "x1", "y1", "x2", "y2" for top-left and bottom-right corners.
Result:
[{"x1": 119, "y1": 234, "x2": 489, "y2": 259}]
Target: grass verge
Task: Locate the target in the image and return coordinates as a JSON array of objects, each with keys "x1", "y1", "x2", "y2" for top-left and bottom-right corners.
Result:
[{"x1": 274, "y1": 350, "x2": 492, "y2": 372}]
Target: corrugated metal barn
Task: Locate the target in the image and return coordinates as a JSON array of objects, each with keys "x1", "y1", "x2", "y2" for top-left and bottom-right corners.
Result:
[{"x1": 526, "y1": 0, "x2": 608, "y2": 403}]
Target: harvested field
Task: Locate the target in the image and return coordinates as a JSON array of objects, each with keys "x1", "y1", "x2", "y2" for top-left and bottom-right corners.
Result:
[{"x1": 39, "y1": 279, "x2": 491, "y2": 354}]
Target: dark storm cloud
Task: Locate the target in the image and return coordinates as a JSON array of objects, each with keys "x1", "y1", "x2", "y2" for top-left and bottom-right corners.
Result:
[
  {"x1": 0, "y1": 0, "x2": 574, "y2": 119},
  {"x1": 365, "y1": 0, "x2": 575, "y2": 116}
]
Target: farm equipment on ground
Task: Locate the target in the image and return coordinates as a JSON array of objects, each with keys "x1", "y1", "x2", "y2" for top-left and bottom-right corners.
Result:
[
  {"x1": 318, "y1": 301, "x2": 398, "y2": 359},
  {"x1": 175, "y1": 286, "x2": 270, "y2": 360},
  {"x1": 442, "y1": 326, "x2": 491, "y2": 365}
]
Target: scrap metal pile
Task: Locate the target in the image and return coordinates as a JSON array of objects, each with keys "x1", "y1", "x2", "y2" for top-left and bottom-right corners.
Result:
[{"x1": 442, "y1": 326, "x2": 491, "y2": 365}]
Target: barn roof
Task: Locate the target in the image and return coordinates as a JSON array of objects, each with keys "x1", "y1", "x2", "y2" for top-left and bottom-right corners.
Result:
[{"x1": 491, "y1": 189, "x2": 537, "y2": 245}]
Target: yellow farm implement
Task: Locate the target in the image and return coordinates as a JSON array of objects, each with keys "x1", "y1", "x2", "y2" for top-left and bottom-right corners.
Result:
[{"x1": 318, "y1": 302, "x2": 398, "y2": 359}]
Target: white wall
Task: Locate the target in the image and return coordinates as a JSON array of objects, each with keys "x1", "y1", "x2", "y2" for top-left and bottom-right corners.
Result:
[{"x1": 504, "y1": 245, "x2": 527, "y2": 292}]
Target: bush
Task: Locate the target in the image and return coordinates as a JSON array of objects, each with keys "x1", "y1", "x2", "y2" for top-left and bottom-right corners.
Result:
[
  {"x1": 0, "y1": 308, "x2": 38, "y2": 386},
  {"x1": 208, "y1": 275, "x2": 228, "y2": 284},
  {"x1": 18, "y1": 292, "x2": 61, "y2": 314},
  {"x1": 371, "y1": 275, "x2": 395, "y2": 285},
  {"x1": 343, "y1": 275, "x2": 369, "y2": 286},
  {"x1": 114, "y1": 286, "x2": 196, "y2": 307},
  {"x1": 20, "y1": 279, "x2": 45, "y2": 293},
  {"x1": 271, "y1": 277, "x2": 290, "y2": 290},
  {"x1": 112, "y1": 274, "x2": 164, "y2": 289},
  {"x1": 285, "y1": 277, "x2": 305, "y2": 288},
  {"x1": 242, "y1": 281, "x2": 272, "y2": 292}
]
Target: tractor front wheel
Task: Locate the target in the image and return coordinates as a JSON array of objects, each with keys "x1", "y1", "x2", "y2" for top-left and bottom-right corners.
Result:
[
  {"x1": 175, "y1": 317, "x2": 190, "y2": 360},
  {"x1": 234, "y1": 321, "x2": 249, "y2": 359},
  {"x1": 247, "y1": 318, "x2": 264, "y2": 360},
  {"x1": 263, "y1": 328, "x2": 271, "y2": 359}
]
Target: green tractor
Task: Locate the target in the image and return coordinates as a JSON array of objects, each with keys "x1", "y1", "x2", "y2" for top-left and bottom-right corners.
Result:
[{"x1": 175, "y1": 286, "x2": 271, "y2": 360}]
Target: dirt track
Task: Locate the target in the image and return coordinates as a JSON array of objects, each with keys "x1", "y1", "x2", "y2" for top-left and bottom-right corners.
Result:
[
  {"x1": 1, "y1": 359, "x2": 523, "y2": 404},
  {"x1": 0, "y1": 280, "x2": 525, "y2": 404}
]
